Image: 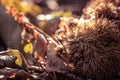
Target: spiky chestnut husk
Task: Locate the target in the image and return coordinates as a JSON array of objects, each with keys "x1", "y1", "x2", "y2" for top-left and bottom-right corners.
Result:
[
  {"x1": 57, "y1": 18, "x2": 120, "y2": 80},
  {"x1": 83, "y1": 0, "x2": 120, "y2": 20},
  {"x1": 96, "y1": 2, "x2": 120, "y2": 20}
]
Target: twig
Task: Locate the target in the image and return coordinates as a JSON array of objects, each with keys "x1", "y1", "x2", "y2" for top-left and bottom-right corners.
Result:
[{"x1": 6, "y1": 6, "x2": 59, "y2": 47}]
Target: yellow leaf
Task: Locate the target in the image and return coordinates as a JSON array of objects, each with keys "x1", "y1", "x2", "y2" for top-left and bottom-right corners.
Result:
[
  {"x1": 23, "y1": 43, "x2": 33, "y2": 54},
  {"x1": 7, "y1": 49, "x2": 23, "y2": 67}
]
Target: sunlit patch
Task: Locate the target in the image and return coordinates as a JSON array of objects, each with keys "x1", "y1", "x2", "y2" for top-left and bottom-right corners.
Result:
[
  {"x1": 37, "y1": 14, "x2": 54, "y2": 20},
  {"x1": 0, "y1": 75, "x2": 4, "y2": 79},
  {"x1": 46, "y1": 0, "x2": 59, "y2": 10}
]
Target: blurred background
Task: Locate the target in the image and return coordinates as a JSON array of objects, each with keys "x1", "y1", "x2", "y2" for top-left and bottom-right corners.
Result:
[{"x1": 0, "y1": 0, "x2": 89, "y2": 25}]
